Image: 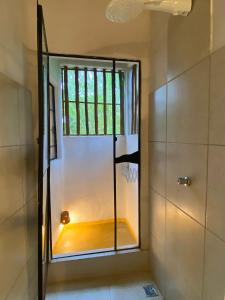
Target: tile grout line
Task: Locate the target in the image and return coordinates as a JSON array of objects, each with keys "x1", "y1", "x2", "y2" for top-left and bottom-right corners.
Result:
[
  {"x1": 0, "y1": 198, "x2": 35, "y2": 228},
  {"x1": 4, "y1": 263, "x2": 28, "y2": 300},
  {"x1": 201, "y1": 54, "x2": 211, "y2": 300},
  {"x1": 164, "y1": 80, "x2": 168, "y2": 299},
  {"x1": 149, "y1": 140, "x2": 225, "y2": 147},
  {"x1": 206, "y1": 228, "x2": 225, "y2": 244}
]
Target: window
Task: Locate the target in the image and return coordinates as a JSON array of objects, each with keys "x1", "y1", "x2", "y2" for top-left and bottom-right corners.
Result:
[
  {"x1": 49, "y1": 83, "x2": 57, "y2": 160},
  {"x1": 62, "y1": 66, "x2": 125, "y2": 136}
]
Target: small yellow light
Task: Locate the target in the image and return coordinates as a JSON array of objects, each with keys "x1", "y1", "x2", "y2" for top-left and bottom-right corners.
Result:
[{"x1": 61, "y1": 211, "x2": 70, "y2": 225}]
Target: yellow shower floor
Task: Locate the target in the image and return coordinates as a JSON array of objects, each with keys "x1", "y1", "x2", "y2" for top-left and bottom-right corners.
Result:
[{"x1": 53, "y1": 219, "x2": 137, "y2": 257}]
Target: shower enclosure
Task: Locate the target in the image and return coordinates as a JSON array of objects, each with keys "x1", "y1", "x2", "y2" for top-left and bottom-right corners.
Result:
[{"x1": 48, "y1": 54, "x2": 141, "y2": 259}]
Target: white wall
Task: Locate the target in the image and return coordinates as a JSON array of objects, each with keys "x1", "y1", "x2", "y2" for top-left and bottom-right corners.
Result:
[
  {"x1": 63, "y1": 136, "x2": 115, "y2": 223},
  {"x1": 62, "y1": 135, "x2": 131, "y2": 223}
]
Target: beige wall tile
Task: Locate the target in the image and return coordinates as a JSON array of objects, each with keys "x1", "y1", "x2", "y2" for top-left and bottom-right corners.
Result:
[
  {"x1": 211, "y1": 0, "x2": 225, "y2": 52},
  {"x1": 6, "y1": 267, "x2": 29, "y2": 300},
  {"x1": 167, "y1": 0, "x2": 210, "y2": 80},
  {"x1": 166, "y1": 143, "x2": 207, "y2": 225},
  {"x1": 149, "y1": 190, "x2": 165, "y2": 241},
  {"x1": 149, "y1": 235, "x2": 165, "y2": 296},
  {"x1": 149, "y1": 12, "x2": 169, "y2": 92},
  {"x1": 0, "y1": 79, "x2": 20, "y2": 146},
  {"x1": 165, "y1": 202, "x2": 204, "y2": 300},
  {"x1": 0, "y1": 208, "x2": 27, "y2": 299},
  {"x1": 18, "y1": 87, "x2": 34, "y2": 145},
  {"x1": 140, "y1": 196, "x2": 150, "y2": 250},
  {"x1": 207, "y1": 146, "x2": 225, "y2": 241},
  {"x1": 0, "y1": 147, "x2": 24, "y2": 224},
  {"x1": 167, "y1": 59, "x2": 210, "y2": 144},
  {"x1": 149, "y1": 85, "x2": 167, "y2": 142},
  {"x1": 25, "y1": 198, "x2": 38, "y2": 268},
  {"x1": 209, "y1": 46, "x2": 225, "y2": 145},
  {"x1": 21, "y1": 145, "x2": 37, "y2": 203},
  {"x1": 203, "y1": 231, "x2": 225, "y2": 300},
  {"x1": 149, "y1": 142, "x2": 166, "y2": 197}
]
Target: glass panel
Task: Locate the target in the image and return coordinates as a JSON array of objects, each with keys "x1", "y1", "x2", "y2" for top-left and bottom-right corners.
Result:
[
  {"x1": 97, "y1": 71, "x2": 104, "y2": 104},
  {"x1": 79, "y1": 70, "x2": 85, "y2": 102},
  {"x1": 50, "y1": 59, "x2": 115, "y2": 258},
  {"x1": 106, "y1": 104, "x2": 113, "y2": 135},
  {"x1": 115, "y1": 73, "x2": 120, "y2": 105},
  {"x1": 106, "y1": 72, "x2": 112, "y2": 104},
  {"x1": 38, "y1": 7, "x2": 50, "y2": 295},
  {"x1": 87, "y1": 70, "x2": 94, "y2": 103},
  {"x1": 69, "y1": 102, "x2": 77, "y2": 135},
  {"x1": 88, "y1": 103, "x2": 95, "y2": 135},
  {"x1": 68, "y1": 70, "x2": 75, "y2": 101},
  {"x1": 80, "y1": 103, "x2": 87, "y2": 135},
  {"x1": 116, "y1": 104, "x2": 121, "y2": 135},
  {"x1": 115, "y1": 61, "x2": 140, "y2": 250},
  {"x1": 98, "y1": 103, "x2": 104, "y2": 134}
]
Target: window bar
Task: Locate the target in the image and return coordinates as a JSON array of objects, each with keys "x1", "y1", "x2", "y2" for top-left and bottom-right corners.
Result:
[
  {"x1": 94, "y1": 68, "x2": 98, "y2": 135},
  {"x1": 131, "y1": 67, "x2": 134, "y2": 134},
  {"x1": 134, "y1": 65, "x2": 139, "y2": 134},
  {"x1": 61, "y1": 68, "x2": 65, "y2": 135},
  {"x1": 63, "y1": 66, "x2": 70, "y2": 135},
  {"x1": 84, "y1": 68, "x2": 89, "y2": 135},
  {"x1": 103, "y1": 69, "x2": 107, "y2": 135},
  {"x1": 131, "y1": 65, "x2": 137, "y2": 134},
  {"x1": 119, "y1": 71, "x2": 125, "y2": 135},
  {"x1": 75, "y1": 67, "x2": 80, "y2": 135}
]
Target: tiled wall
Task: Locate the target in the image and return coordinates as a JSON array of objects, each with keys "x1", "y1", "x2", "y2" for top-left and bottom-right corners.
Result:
[
  {"x1": 149, "y1": 0, "x2": 225, "y2": 299},
  {"x1": 0, "y1": 0, "x2": 38, "y2": 299},
  {"x1": 0, "y1": 75, "x2": 38, "y2": 300}
]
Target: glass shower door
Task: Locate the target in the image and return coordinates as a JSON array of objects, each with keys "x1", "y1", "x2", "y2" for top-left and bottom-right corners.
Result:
[
  {"x1": 50, "y1": 57, "x2": 116, "y2": 258},
  {"x1": 37, "y1": 4, "x2": 50, "y2": 299},
  {"x1": 114, "y1": 60, "x2": 140, "y2": 250}
]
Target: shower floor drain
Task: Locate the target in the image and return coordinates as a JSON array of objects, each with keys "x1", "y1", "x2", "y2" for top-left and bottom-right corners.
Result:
[{"x1": 143, "y1": 284, "x2": 159, "y2": 297}]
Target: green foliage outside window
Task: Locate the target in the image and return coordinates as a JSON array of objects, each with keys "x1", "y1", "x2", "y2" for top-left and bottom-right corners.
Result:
[{"x1": 63, "y1": 68, "x2": 123, "y2": 136}]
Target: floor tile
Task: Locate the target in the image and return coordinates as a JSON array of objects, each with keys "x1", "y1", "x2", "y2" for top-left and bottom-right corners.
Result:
[{"x1": 46, "y1": 273, "x2": 162, "y2": 300}]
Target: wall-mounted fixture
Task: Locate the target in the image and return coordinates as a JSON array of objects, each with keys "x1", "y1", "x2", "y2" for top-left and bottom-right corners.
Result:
[
  {"x1": 177, "y1": 176, "x2": 192, "y2": 187},
  {"x1": 61, "y1": 211, "x2": 70, "y2": 225},
  {"x1": 106, "y1": 0, "x2": 192, "y2": 23}
]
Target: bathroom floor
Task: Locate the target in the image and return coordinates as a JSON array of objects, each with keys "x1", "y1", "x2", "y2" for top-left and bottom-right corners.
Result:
[
  {"x1": 46, "y1": 272, "x2": 163, "y2": 300},
  {"x1": 53, "y1": 220, "x2": 137, "y2": 257}
]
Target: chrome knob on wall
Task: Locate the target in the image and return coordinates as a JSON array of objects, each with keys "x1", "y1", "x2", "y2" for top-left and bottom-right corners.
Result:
[{"x1": 177, "y1": 176, "x2": 192, "y2": 187}]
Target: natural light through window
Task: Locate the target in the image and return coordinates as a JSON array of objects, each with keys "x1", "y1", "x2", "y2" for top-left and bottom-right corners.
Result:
[{"x1": 62, "y1": 66, "x2": 125, "y2": 136}]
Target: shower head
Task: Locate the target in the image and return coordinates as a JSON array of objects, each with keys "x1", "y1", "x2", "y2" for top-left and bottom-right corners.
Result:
[
  {"x1": 106, "y1": 0, "x2": 145, "y2": 23},
  {"x1": 106, "y1": 0, "x2": 192, "y2": 23}
]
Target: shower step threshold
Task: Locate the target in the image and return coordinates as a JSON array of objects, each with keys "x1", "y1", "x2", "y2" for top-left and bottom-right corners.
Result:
[{"x1": 48, "y1": 249, "x2": 149, "y2": 284}]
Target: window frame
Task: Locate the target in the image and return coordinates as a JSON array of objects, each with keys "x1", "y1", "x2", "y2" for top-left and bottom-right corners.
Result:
[{"x1": 62, "y1": 66, "x2": 125, "y2": 137}]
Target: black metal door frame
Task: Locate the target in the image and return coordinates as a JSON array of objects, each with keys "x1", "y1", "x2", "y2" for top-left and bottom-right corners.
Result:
[
  {"x1": 37, "y1": 4, "x2": 51, "y2": 299},
  {"x1": 45, "y1": 53, "x2": 141, "y2": 260}
]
